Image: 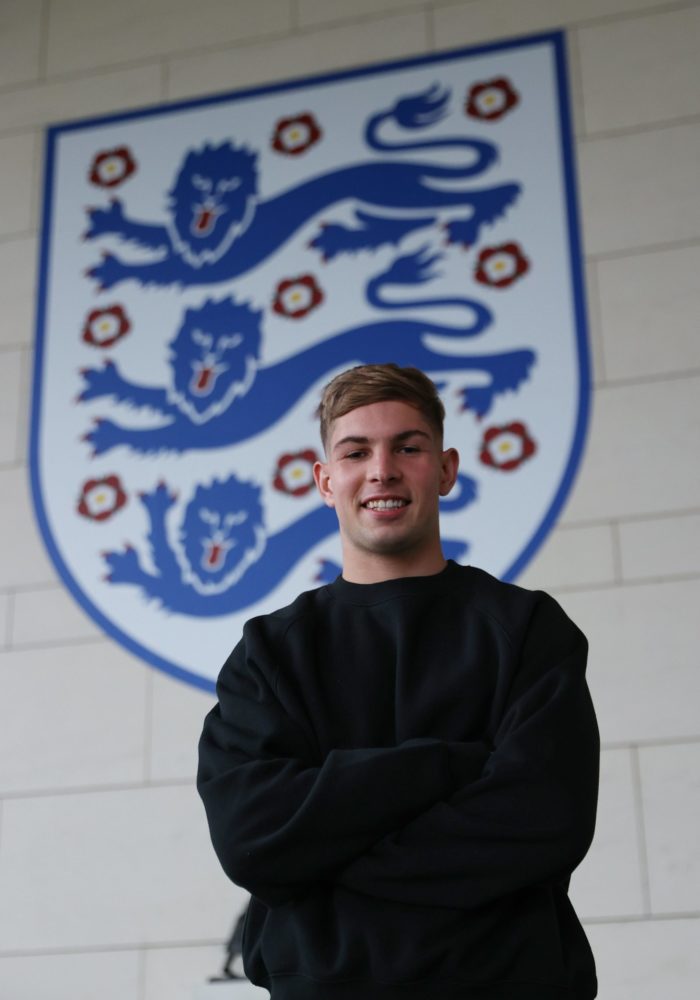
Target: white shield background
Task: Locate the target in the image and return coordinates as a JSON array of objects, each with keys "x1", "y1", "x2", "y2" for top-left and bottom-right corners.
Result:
[{"x1": 31, "y1": 33, "x2": 589, "y2": 690}]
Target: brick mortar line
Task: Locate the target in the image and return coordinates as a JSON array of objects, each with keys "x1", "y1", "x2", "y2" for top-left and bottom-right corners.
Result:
[
  {"x1": 37, "y1": 0, "x2": 50, "y2": 83},
  {"x1": 13, "y1": 346, "x2": 30, "y2": 465},
  {"x1": 0, "y1": 937, "x2": 226, "y2": 959},
  {"x1": 2, "y1": 635, "x2": 125, "y2": 654},
  {"x1": 0, "y1": 0, "x2": 697, "y2": 106},
  {"x1": 631, "y1": 746, "x2": 653, "y2": 916},
  {"x1": 1, "y1": 927, "x2": 699, "y2": 960},
  {"x1": 0, "y1": 123, "x2": 41, "y2": 145},
  {"x1": 587, "y1": 236, "x2": 700, "y2": 262},
  {"x1": 0, "y1": 776, "x2": 195, "y2": 802},
  {"x1": 1, "y1": 25, "x2": 298, "y2": 93},
  {"x1": 610, "y1": 522, "x2": 623, "y2": 585},
  {"x1": 143, "y1": 668, "x2": 154, "y2": 785},
  {"x1": 0, "y1": 229, "x2": 38, "y2": 246},
  {"x1": 584, "y1": 256, "x2": 607, "y2": 386},
  {"x1": 562, "y1": 506, "x2": 700, "y2": 528},
  {"x1": 602, "y1": 735, "x2": 700, "y2": 751},
  {"x1": 158, "y1": 59, "x2": 170, "y2": 104},
  {"x1": 1, "y1": 571, "x2": 698, "y2": 623},
  {"x1": 1, "y1": 4, "x2": 429, "y2": 100},
  {"x1": 4, "y1": 591, "x2": 16, "y2": 650},
  {"x1": 296, "y1": 0, "x2": 700, "y2": 35},
  {"x1": 2, "y1": 739, "x2": 698, "y2": 802},
  {"x1": 137, "y1": 945, "x2": 147, "y2": 1000},
  {"x1": 594, "y1": 369, "x2": 700, "y2": 389},
  {"x1": 425, "y1": 6, "x2": 436, "y2": 51},
  {"x1": 0, "y1": 344, "x2": 33, "y2": 355},
  {"x1": 26, "y1": 0, "x2": 685, "y2": 110},
  {"x1": 2, "y1": 912, "x2": 700, "y2": 960},
  {"x1": 582, "y1": 909, "x2": 700, "y2": 926},
  {"x1": 549, "y1": 572, "x2": 700, "y2": 595},
  {"x1": 581, "y1": 110, "x2": 700, "y2": 144}
]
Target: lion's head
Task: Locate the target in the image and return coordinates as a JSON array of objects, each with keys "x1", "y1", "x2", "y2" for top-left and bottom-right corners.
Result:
[
  {"x1": 167, "y1": 297, "x2": 262, "y2": 423},
  {"x1": 167, "y1": 141, "x2": 258, "y2": 265},
  {"x1": 177, "y1": 475, "x2": 266, "y2": 594}
]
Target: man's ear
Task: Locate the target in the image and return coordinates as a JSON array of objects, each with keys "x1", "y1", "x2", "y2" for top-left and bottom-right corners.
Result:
[
  {"x1": 439, "y1": 447, "x2": 460, "y2": 496},
  {"x1": 313, "y1": 460, "x2": 335, "y2": 507}
]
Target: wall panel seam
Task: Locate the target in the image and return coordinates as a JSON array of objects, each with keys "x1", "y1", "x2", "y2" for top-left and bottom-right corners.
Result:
[
  {"x1": 580, "y1": 111, "x2": 700, "y2": 145},
  {"x1": 631, "y1": 746, "x2": 652, "y2": 916}
]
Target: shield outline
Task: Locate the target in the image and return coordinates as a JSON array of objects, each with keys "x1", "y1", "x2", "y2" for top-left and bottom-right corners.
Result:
[{"x1": 30, "y1": 31, "x2": 590, "y2": 692}]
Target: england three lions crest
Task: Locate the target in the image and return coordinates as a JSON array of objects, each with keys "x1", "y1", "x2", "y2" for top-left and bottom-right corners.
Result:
[{"x1": 31, "y1": 33, "x2": 589, "y2": 690}]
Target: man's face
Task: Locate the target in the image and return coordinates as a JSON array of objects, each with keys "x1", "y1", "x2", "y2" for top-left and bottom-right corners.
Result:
[{"x1": 313, "y1": 400, "x2": 459, "y2": 575}]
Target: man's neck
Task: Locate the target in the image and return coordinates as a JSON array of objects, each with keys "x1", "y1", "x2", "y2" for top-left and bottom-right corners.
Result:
[{"x1": 341, "y1": 549, "x2": 447, "y2": 584}]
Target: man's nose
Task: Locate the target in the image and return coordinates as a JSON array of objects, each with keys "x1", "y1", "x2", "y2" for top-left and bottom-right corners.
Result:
[{"x1": 368, "y1": 448, "x2": 400, "y2": 481}]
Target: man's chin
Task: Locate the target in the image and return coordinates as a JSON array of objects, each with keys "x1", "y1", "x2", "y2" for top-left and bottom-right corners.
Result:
[{"x1": 356, "y1": 528, "x2": 422, "y2": 557}]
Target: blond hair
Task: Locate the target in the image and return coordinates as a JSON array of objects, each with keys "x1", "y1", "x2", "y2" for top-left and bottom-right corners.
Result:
[{"x1": 317, "y1": 364, "x2": 445, "y2": 450}]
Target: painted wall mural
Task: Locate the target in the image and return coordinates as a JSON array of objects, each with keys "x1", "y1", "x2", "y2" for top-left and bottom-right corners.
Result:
[{"x1": 31, "y1": 33, "x2": 589, "y2": 689}]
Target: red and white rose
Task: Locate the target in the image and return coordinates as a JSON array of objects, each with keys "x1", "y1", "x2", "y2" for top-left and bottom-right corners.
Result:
[
  {"x1": 271, "y1": 113, "x2": 322, "y2": 155},
  {"x1": 465, "y1": 77, "x2": 519, "y2": 121},
  {"x1": 81, "y1": 305, "x2": 131, "y2": 348},
  {"x1": 77, "y1": 475, "x2": 128, "y2": 521},
  {"x1": 88, "y1": 146, "x2": 137, "y2": 188},
  {"x1": 480, "y1": 422, "x2": 537, "y2": 471},
  {"x1": 474, "y1": 242, "x2": 530, "y2": 288},
  {"x1": 272, "y1": 274, "x2": 324, "y2": 319},
  {"x1": 273, "y1": 450, "x2": 319, "y2": 497}
]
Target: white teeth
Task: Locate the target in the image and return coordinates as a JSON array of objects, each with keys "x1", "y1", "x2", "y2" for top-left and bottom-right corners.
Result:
[{"x1": 365, "y1": 499, "x2": 406, "y2": 510}]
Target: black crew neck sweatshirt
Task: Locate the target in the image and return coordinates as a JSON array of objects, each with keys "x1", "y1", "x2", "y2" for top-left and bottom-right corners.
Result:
[{"x1": 198, "y1": 562, "x2": 599, "y2": 999}]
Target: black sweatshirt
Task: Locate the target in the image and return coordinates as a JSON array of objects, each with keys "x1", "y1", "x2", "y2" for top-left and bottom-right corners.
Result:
[{"x1": 198, "y1": 562, "x2": 599, "y2": 999}]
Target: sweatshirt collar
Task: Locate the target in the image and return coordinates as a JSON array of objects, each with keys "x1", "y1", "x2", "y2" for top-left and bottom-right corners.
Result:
[{"x1": 328, "y1": 559, "x2": 464, "y2": 605}]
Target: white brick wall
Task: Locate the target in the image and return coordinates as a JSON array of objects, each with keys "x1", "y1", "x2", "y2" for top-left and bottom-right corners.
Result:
[{"x1": 0, "y1": 2, "x2": 698, "y2": 997}]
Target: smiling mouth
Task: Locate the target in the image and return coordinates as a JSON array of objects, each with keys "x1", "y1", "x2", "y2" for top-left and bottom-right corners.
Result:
[{"x1": 363, "y1": 499, "x2": 409, "y2": 510}]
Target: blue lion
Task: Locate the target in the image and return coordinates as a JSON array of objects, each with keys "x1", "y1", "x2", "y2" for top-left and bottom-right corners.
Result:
[
  {"x1": 103, "y1": 474, "x2": 476, "y2": 616},
  {"x1": 84, "y1": 86, "x2": 520, "y2": 289},
  {"x1": 180, "y1": 477, "x2": 265, "y2": 593},
  {"x1": 79, "y1": 248, "x2": 536, "y2": 456},
  {"x1": 168, "y1": 297, "x2": 261, "y2": 423},
  {"x1": 168, "y1": 144, "x2": 257, "y2": 268}
]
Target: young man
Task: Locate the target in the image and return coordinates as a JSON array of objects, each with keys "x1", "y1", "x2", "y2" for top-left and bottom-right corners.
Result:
[{"x1": 198, "y1": 364, "x2": 599, "y2": 1000}]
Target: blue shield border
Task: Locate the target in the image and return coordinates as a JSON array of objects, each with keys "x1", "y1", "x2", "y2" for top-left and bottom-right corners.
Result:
[{"x1": 30, "y1": 31, "x2": 590, "y2": 692}]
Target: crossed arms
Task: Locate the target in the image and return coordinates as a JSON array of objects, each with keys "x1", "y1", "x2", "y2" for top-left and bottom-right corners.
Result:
[{"x1": 197, "y1": 595, "x2": 599, "y2": 911}]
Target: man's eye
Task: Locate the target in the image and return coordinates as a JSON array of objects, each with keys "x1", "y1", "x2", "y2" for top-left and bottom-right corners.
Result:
[
  {"x1": 345, "y1": 450, "x2": 366, "y2": 459},
  {"x1": 399, "y1": 446, "x2": 420, "y2": 454}
]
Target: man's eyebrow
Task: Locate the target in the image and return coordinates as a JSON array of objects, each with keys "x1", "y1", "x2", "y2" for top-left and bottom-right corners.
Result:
[
  {"x1": 332, "y1": 429, "x2": 431, "y2": 453},
  {"x1": 332, "y1": 435, "x2": 369, "y2": 453},
  {"x1": 393, "y1": 429, "x2": 431, "y2": 443}
]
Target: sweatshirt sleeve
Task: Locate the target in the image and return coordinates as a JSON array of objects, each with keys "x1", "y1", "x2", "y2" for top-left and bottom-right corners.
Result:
[
  {"x1": 335, "y1": 593, "x2": 599, "y2": 910},
  {"x1": 197, "y1": 617, "x2": 488, "y2": 908}
]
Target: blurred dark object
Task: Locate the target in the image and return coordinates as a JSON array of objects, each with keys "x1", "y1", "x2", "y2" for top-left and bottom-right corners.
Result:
[{"x1": 209, "y1": 902, "x2": 248, "y2": 982}]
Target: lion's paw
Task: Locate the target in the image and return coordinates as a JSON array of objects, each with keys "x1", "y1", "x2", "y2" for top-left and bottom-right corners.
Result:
[
  {"x1": 103, "y1": 545, "x2": 142, "y2": 585},
  {"x1": 78, "y1": 361, "x2": 119, "y2": 402},
  {"x1": 444, "y1": 217, "x2": 479, "y2": 247},
  {"x1": 140, "y1": 481, "x2": 177, "y2": 517},
  {"x1": 84, "y1": 417, "x2": 123, "y2": 456},
  {"x1": 87, "y1": 252, "x2": 127, "y2": 291},
  {"x1": 84, "y1": 199, "x2": 126, "y2": 240}
]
